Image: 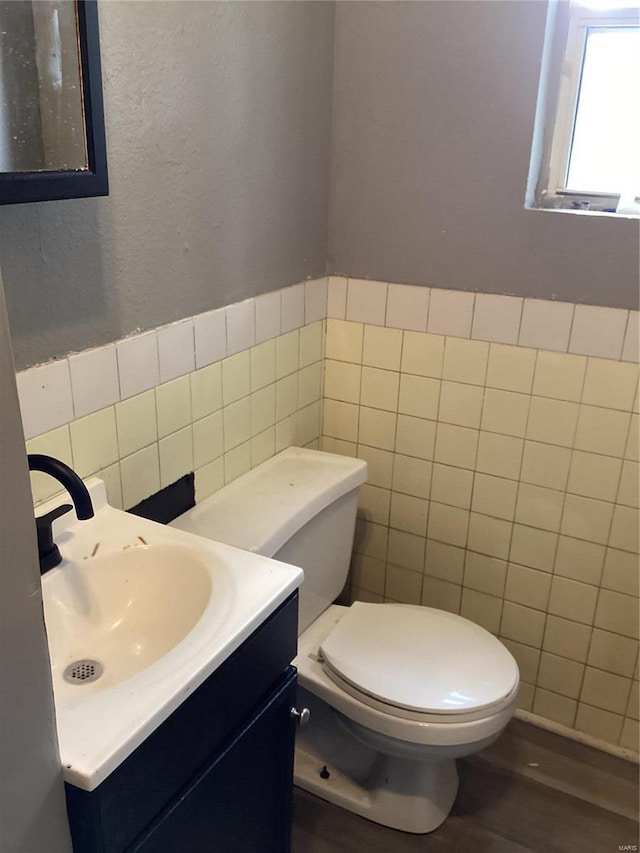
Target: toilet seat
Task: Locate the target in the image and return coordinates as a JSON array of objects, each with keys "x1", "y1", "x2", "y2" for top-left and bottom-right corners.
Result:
[
  {"x1": 319, "y1": 602, "x2": 519, "y2": 723},
  {"x1": 295, "y1": 606, "x2": 519, "y2": 749}
]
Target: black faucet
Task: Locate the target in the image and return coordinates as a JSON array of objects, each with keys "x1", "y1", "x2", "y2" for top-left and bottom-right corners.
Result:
[{"x1": 27, "y1": 454, "x2": 95, "y2": 574}]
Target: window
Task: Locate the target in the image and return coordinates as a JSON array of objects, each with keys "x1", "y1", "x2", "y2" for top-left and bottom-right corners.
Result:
[{"x1": 530, "y1": 0, "x2": 640, "y2": 215}]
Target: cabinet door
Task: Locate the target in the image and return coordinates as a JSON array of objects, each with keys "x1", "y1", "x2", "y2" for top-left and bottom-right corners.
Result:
[{"x1": 129, "y1": 667, "x2": 297, "y2": 853}]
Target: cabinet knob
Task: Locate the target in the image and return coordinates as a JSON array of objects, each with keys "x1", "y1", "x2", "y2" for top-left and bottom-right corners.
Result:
[{"x1": 290, "y1": 706, "x2": 311, "y2": 727}]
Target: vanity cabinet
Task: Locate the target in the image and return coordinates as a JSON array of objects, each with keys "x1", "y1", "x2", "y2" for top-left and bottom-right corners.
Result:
[
  {"x1": 132, "y1": 670, "x2": 296, "y2": 853},
  {"x1": 64, "y1": 593, "x2": 298, "y2": 853}
]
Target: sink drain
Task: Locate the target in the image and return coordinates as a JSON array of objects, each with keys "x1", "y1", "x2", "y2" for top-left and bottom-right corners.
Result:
[{"x1": 63, "y1": 659, "x2": 104, "y2": 685}]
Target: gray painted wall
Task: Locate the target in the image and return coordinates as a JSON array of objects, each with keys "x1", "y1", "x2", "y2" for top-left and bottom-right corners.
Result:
[
  {"x1": 328, "y1": 1, "x2": 639, "y2": 309},
  {"x1": 3, "y1": 0, "x2": 638, "y2": 365},
  {"x1": 1, "y1": 1, "x2": 335, "y2": 369},
  {"x1": 0, "y1": 281, "x2": 71, "y2": 852}
]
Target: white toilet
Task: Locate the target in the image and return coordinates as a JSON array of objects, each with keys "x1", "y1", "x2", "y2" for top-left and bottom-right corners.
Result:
[{"x1": 172, "y1": 447, "x2": 519, "y2": 834}]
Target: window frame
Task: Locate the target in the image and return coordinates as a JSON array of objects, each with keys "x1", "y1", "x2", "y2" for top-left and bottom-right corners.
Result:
[{"x1": 540, "y1": 2, "x2": 639, "y2": 213}]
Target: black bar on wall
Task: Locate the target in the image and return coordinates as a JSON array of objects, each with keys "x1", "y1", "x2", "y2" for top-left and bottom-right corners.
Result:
[{"x1": 127, "y1": 473, "x2": 195, "y2": 525}]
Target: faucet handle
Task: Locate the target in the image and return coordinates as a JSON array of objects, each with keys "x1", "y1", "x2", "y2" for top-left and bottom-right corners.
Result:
[
  {"x1": 35, "y1": 503, "x2": 73, "y2": 574},
  {"x1": 36, "y1": 503, "x2": 73, "y2": 528}
]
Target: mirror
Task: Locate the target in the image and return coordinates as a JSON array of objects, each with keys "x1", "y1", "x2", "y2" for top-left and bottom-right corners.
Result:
[{"x1": 0, "y1": 0, "x2": 108, "y2": 204}]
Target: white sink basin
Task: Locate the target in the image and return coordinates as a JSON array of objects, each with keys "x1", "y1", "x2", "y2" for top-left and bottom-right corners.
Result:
[
  {"x1": 44, "y1": 543, "x2": 226, "y2": 700},
  {"x1": 38, "y1": 478, "x2": 303, "y2": 792}
]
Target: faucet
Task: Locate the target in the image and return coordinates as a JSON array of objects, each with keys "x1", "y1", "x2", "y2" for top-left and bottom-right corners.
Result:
[{"x1": 27, "y1": 454, "x2": 95, "y2": 574}]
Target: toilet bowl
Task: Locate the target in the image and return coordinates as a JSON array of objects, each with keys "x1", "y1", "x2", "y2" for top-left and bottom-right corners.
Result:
[
  {"x1": 172, "y1": 447, "x2": 519, "y2": 834},
  {"x1": 294, "y1": 603, "x2": 518, "y2": 832}
]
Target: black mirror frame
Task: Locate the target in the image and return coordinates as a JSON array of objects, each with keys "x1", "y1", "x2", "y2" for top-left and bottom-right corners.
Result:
[{"x1": 0, "y1": 0, "x2": 108, "y2": 205}]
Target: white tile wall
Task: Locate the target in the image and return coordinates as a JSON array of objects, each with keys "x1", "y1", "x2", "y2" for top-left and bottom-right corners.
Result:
[
  {"x1": 471, "y1": 294, "x2": 523, "y2": 345},
  {"x1": 116, "y1": 331, "x2": 160, "y2": 400},
  {"x1": 346, "y1": 279, "x2": 387, "y2": 326},
  {"x1": 17, "y1": 359, "x2": 74, "y2": 438},
  {"x1": 569, "y1": 305, "x2": 628, "y2": 360},
  {"x1": 519, "y1": 299, "x2": 574, "y2": 352},
  {"x1": 22, "y1": 280, "x2": 327, "y2": 523},
  {"x1": 115, "y1": 390, "x2": 158, "y2": 459},
  {"x1": 17, "y1": 275, "x2": 639, "y2": 755},
  {"x1": 329, "y1": 278, "x2": 635, "y2": 365},
  {"x1": 254, "y1": 291, "x2": 282, "y2": 345},
  {"x1": 281, "y1": 283, "x2": 305, "y2": 333},
  {"x1": 428, "y1": 288, "x2": 474, "y2": 338},
  {"x1": 18, "y1": 279, "x2": 327, "y2": 441},
  {"x1": 193, "y1": 307, "x2": 227, "y2": 369},
  {"x1": 622, "y1": 312, "x2": 640, "y2": 363},
  {"x1": 156, "y1": 375, "x2": 192, "y2": 438},
  {"x1": 304, "y1": 278, "x2": 328, "y2": 325},
  {"x1": 20, "y1": 277, "x2": 635, "y2": 445},
  {"x1": 226, "y1": 299, "x2": 256, "y2": 356},
  {"x1": 27, "y1": 328, "x2": 324, "y2": 509},
  {"x1": 157, "y1": 319, "x2": 195, "y2": 382},
  {"x1": 327, "y1": 276, "x2": 347, "y2": 319},
  {"x1": 319, "y1": 282, "x2": 638, "y2": 754},
  {"x1": 386, "y1": 283, "x2": 429, "y2": 332},
  {"x1": 69, "y1": 344, "x2": 120, "y2": 418}
]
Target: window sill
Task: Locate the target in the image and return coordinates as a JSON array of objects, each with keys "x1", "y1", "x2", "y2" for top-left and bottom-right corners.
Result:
[{"x1": 528, "y1": 192, "x2": 640, "y2": 218}]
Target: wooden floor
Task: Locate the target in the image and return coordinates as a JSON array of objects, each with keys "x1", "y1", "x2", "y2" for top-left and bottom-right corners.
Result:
[
  {"x1": 477, "y1": 719, "x2": 639, "y2": 821},
  {"x1": 291, "y1": 758, "x2": 640, "y2": 853}
]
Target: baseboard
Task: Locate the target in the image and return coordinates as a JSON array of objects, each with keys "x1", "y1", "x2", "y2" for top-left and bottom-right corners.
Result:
[{"x1": 515, "y1": 709, "x2": 639, "y2": 763}]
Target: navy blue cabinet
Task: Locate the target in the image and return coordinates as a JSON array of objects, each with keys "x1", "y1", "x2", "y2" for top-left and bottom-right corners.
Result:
[
  {"x1": 65, "y1": 594, "x2": 298, "y2": 853},
  {"x1": 132, "y1": 670, "x2": 296, "y2": 853}
]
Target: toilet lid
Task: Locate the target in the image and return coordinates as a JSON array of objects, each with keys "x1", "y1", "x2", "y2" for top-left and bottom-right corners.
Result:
[{"x1": 319, "y1": 602, "x2": 519, "y2": 715}]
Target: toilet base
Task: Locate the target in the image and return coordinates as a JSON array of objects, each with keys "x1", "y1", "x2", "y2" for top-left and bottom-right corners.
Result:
[{"x1": 293, "y1": 690, "x2": 459, "y2": 834}]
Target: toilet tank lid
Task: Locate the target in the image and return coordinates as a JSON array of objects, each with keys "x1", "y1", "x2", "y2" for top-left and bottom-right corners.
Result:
[{"x1": 170, "y1": 448, "x2": 367, "y2": 557}]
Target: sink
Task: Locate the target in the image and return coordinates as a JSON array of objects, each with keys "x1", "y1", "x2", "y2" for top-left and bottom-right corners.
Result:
[
  {"x1": 44, "y1": 543, "x2": 228, "y2": 701},
  {"x1": 37, "y1": 478, "x2": 303, "y2": 791}
]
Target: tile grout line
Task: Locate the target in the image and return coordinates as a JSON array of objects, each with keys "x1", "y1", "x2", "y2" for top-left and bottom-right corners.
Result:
[
  {"x1": 619, "y1": 309, "x2": 632, "y2": 361},
  {"x1": 513, "y1": 297, "x2": 526, "y2": 349},
  {"x1": 563, "y1": 302, "x2": 577, "y2": 355},
  {"x1": 555, "y1": 358, "x2": 604, "y2": 729},
  {"x1": 459, "y1": 339, "x2": 490, "y2": 620},
  {"x1": 419, "y1": 324, "x2": 441, "y2": 609},
  {"x1": 379, "y1": 315, "x2": 397, "y2": 604},
  {"x1": 621, "y1": 646, "x2": 639, "y2": 731},
  {"x1": 527, "y1": 345, "x2": 565, "y2": 717}
]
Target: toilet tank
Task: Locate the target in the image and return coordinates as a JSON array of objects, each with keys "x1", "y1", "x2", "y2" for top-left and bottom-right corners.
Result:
[{"x1": 171, "y1": 448, "x2": 367, "y2": 632}]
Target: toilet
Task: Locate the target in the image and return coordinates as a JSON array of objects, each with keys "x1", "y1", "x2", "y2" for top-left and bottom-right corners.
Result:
[{"x1": 172, "y1": 447, "x2": 519, "y2": 834}]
